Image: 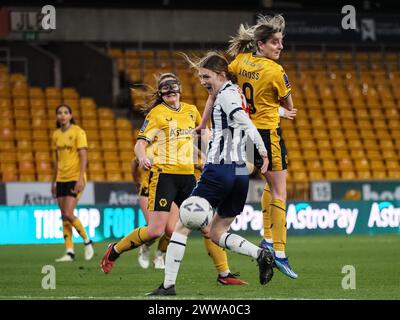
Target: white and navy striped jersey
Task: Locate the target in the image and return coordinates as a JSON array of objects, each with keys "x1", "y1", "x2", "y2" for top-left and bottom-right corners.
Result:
[{"x1": 206, "y1": 81, "x2": 267, "y2": 164}]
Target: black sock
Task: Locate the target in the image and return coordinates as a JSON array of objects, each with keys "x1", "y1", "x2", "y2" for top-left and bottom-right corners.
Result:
[{"x1": 109, "y1": 245, "x2": 120, "y2": 261}]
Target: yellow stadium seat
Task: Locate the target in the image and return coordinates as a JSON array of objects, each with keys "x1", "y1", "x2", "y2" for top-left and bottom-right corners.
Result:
[
  {"x1": 370, "y1": 170, "x2": 386, "y2": 179},
  {"x1": 19, "y1": 160, "x2": 35, "y2": 174},
  {"x1": 98, "y1": 108, "x2": 114, "y2": 120},
  {"x1": 380, "y1": 139, "x2": 394, "y2": 150},
  {"x1": 89, "y1": 172, "x2": 106, "y2": 181},
  {"x1": 29, "y1": 87, "x2": 44, "y2": 98},
  {"x1": 46, "y1": 87, "x2": 61, "y2": 99},
  {"x1": 309, "y1": 170, "x2": 324, "y2": 180},
  {"x1": 103, "y1": 151, "x2": 119, "y2": 162},
  {"x1": 35, "y1": 152, "x2": 51, "y2": 161},
  {"x1": 341, "y1": 170, "x2": 356, "y2": 179},
  {"x1": 316, "y1": 139, "x2": 330, "y2": 150},
  {"x1": 339, "y1": 158, "x2": 353, "y2": 171},
  {"x1": 105, "y1": 161, "x2": 121, "y2": 173},
  {"x1": 62, "y1": 87, "x2": 79, "y2": 99},
  {"x1": 303, "y1": 149, "x2": 319, "y2": 160},
  {"x1": 100, "y1": 130, "x2": 116, "y2": 141},
  {"x1": 17, "y1": 152, "x2": 34, "y2": 161},
  {"x1": 63, "y1": 98, "x2": 79, "y2": 110},
  {"x1": 102, "y1": 140, "x2": 118, "y2": 151},
  {"x1": 0, "y1": 127, "x2": 14, "y2": 140},
  {"x1": 101, "y1": 119, "x2": 115, "y2": 129},
  {"x1": 17, "y1": 139, "x2": 32, "y2": 151},
  {"x1": 32, "y1": 130, "x2": 49, "y2": 141},
  {"x1": 87, "y1": 151, "x2": 102, "y2": 162},
  {"x1": 89, "y1": 162, "x2": 104, "y2": 172},
  {"x1": 33, "y1": 141, "x2": 50, "y2": 151},
  {"x1": 36, "y1": 160, "x2": 52, "y2": 174},
  {"x1": 347, "y1": 139, "x2": 363, "y2": 149},
  {"x1": 359, "y1": 129, "x2": 375, "y2": 139},
  {"x1": 357, "y1": 170, "x2": 371, "y2": 179},
  {"x1": 290, "y1": 160, "x2": 304, "y2": 171},
  {"x1": 350, "y1": 149, "x2": 365, "y2": 160},
  {"x1": 312, "y1": 129, "x2": 328, "y2": 140},
  {"x1": 0, "y1": 152, "x2": 17, "y2": 162},
  {"x1": 385, "y1": 160, "x2": 399, "y2": 170},
  {"x1": 363, "y1": 139, "x2": 379, "y2": 150},
  {"x1": 106, "y1": 172, "x2": 123, "y2": 182},
  {"x1": 15, "y1": 130, "x2": 32, "y2": 140},
  {"x1": 380, "y1": 149, "x2": 397, "y2": 160},
  {"x1": 0, "y1": 98, "x2": 11, "y2": 108},
  {"x1": 81, "y1": 119, "x2": 98, "y2": 129},
  {"x1": 13, "y1": 98, "x2": 29, "y2": 109},
  {"x1": 354, "y1": 159, "x2": 370, "y2": 171},
  {"x1": 2, "y1": 171, "x2": 18, "y2": 181},
  {"x1": 301, "y1": 139, "x2": 316, "y2": 150},
  {"x1": 322, "y1": 160, "x2": 336, "y2": 170},
  {"x1": 37, "y1": 173, "x2": 53, "y2": 182},
  {"x1": 292, "y1": 171, "x2": 308, "y2": 181},
  {"x1": 19, "y1": 174, "x2": 36, "y2": 182},
  {"x1": 32, "y1": 118, "x2": 47, "y2": 129},
  {"x1": 118, "y1": 140, "x2": 133, "y2": 150},
  {"x1": 387, "y1": 170, "x2": 400, "y2": 179},
  {"x1": 0, "y1": 141, "x2": 14, "y2": 151},
  {"x1": 120, "y1": 151, "x2": 134, "y2": 161},
  {"x1": 325, "y1": 170, "x2": 339, "y2": 180},
  {"x1": 88, "y1": 140, "x2": 100, "y2": 150},
  {"x1": 365, "y1": 149, "x2": 381, "y2": 160},
  {"x1": 46, "y1": 98, "x2": 62, "y2": 109}
]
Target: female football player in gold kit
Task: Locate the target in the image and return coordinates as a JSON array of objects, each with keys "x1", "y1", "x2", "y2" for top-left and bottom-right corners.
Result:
[{"x1": 52, "y1": 104, "x2": 94, "y2": 262}]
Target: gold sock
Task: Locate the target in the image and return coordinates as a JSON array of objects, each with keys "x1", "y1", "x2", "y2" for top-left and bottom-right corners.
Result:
[
  {"x1": 62, "y1": 220, "x2": 74, "y2": 251},
  {"x1": 115, "y1": 227, "x2": 152, "y2": 253},
  {"x1": 203, "y1": 233, "x2": 229, "y2": 274},
  {"x1": 71, "y1": 218, "x2": 88, "y2": 242},
  {"x1": 157, "y1": 234, "x2": 171, "y2": 253},
  {"x1": 262, "y1": 185, "x2": 272, "y2": 240},
  {"x1": 270, "y1": 199, "x2": 287, "y2": 252}
]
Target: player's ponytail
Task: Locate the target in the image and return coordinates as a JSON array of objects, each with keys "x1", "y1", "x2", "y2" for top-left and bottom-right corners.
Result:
[
  {"x1": 227, "y1": 23, "x2": 256, "y2": 57},
  {"x1": 227, "y1": 14, "x2": 285, "y2": 57},
  {"x1": 182, "y1": 51, "x2": 234, "y2": 82},
  {"x1": 55, "y1": 104, "x2": 76, "y2": 128}
]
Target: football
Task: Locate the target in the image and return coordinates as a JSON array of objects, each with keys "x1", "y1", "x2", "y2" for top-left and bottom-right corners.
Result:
[{"x1": 179, "y1": 196, "x2": 214, "y2": 230}]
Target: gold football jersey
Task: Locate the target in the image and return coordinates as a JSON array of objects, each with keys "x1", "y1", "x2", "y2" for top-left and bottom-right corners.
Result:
[
  {"x1": 229, "y1": 52, "x2": 291, "y2": 129},
  {"x1": 137, "y1": 102, "x2": 201, "y2": 175}
]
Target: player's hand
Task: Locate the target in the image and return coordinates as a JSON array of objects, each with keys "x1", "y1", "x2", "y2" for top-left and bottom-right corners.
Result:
[
  {"x1": 260, "y1": 152, "x2": 269, "y2": 175},
  {"x1": 282, "y1": 108, "x2": 297, "y2": 120},
  {"x1": 193, "y1": 122, "x2": 207, "y2": 135},
  {"x1": 138, "y1": 157, "x2": 152, "y2": 170},
  {"x1": 51, "y1": 182, "x2": 56, "y2": 198},
  {"x1": 73, "y1": 179, "x2": 85, "y2": 194}
]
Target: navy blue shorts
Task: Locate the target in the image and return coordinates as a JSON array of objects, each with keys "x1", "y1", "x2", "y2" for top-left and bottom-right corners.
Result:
[{"x1": 191, "y1": 162, "x2": 249, "y2": 218}]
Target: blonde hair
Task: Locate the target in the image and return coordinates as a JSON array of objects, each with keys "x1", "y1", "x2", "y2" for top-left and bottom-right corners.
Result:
[
  {"x1": 132, "y1": 72, "x2": 181, "y2": 115},
  {"x1": 227, "y1": 14, "x2": 285, "y2": 57}
]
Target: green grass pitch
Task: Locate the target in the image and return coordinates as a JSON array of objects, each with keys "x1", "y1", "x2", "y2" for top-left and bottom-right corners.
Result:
[{"x1": 0, "y1": 234, "x2": 399, "y2": 300}]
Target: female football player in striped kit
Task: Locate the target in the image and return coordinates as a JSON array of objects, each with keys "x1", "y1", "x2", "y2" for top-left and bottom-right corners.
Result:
[
  {"x1": 101, "y1": 73, "x2": 247, "y2": 285},
  {"x1": 148, "y1": 52, "x2": 274, "y2": 296}
]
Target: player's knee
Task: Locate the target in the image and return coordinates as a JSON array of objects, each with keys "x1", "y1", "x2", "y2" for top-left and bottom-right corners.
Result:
[
  {"x1": 209, "y1": 228, "x2": 222, "y2": 245},
  {"x1": 146, "y1": 226, "x2": 164, "y2": 239}
]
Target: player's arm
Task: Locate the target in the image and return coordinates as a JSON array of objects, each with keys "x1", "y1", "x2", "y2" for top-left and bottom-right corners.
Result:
[
  {"x1": 74, "y1": 148, "x2": 87, "y2": 193},
  {"x1": 194, "y1": 94, "x2": 215, "y2": 133},
  {"x1": 134, "y1": 139, "x2": 151, "y2": 170},
  {"x1": 222, "y1": 92, "x2": 269, "y2": 173},
  {"x1": 131, "y1": 158, "x2": 141, "y2": 190}
]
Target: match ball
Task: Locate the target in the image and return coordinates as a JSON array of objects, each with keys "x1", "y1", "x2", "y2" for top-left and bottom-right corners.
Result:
[{"x1": 179, "y1": 196, "x2": 214, "y2": 230}]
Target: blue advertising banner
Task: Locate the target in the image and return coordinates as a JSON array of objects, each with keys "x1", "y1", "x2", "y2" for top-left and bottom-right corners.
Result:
[{"x1": 0, "y1": 201, "x2": 399, "y2": 245}]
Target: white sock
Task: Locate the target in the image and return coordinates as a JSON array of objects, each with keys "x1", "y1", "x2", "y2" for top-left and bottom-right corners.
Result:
[
  {"x1": 155, "y1": 249, "x2": 165, "y2": 257},
  {"x1": 219, "y1": 270, "x2": 231, "y2": 277},
  {"x1": 275, "y1": 250, "x2": 286, "y2": 258},
  {"x1": 66, "y1": 249, "x2": 74, "y2": 254},
  {"x1": 163, "y1": 232, "x2": 187, "y2": 288},
  {"x1": 265, "y1": 238, "x2": 273, "y2": 244},
  {"x1": 218, "y1": 233, "x2": 260, "y2": 259}
]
